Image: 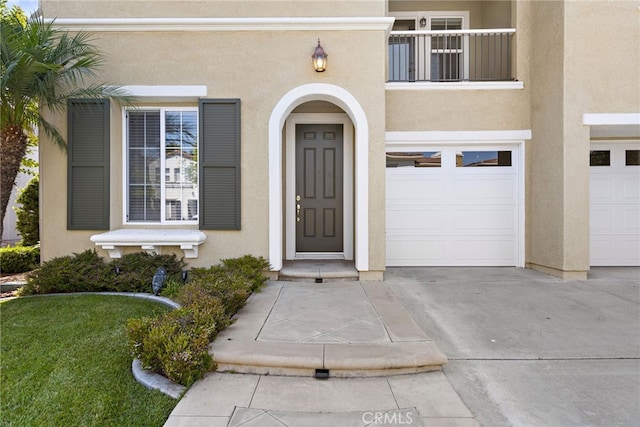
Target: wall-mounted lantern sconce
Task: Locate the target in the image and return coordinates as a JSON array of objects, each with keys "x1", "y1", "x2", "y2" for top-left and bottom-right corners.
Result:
[
  {"x1": 312, "y1": 39, "x2": 327, "y2": 72},
  {"x1": 419, "y1": 17, "x2": 427, "y2": 28}
]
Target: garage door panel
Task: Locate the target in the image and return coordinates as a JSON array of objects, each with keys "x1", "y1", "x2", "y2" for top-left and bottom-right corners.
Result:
[
  {"x1": 623, "y1": 178, "x2": 640, "y2": 200},
  {"x1": 386, "y1": 208, "x2": 446, "y2": 230},
  {"x1": 624, "y1": 209, "x2": 640, "y2": 231},
  {"x1": 386, "y1": 146, "x2": 520, "y2": 267},
  {"x1": 453, "y1": 239, "x2": 517, "y2": 263},
  {"x1": 590, "y1": 237, "x2": 616, "y2": 264},
  {"x1": 453, "y1": 177, "x2": 516, "y2": 201},
  {"x1": 590, "y1": 208, "x2": 615, "y2": 232},
  {"x1": 590, "y1": 237, "x2": 640, "y2": 266},
  {"x1": 622, "y1": 240, "x2": 640, "y2": 264},
  {"x1": 454, "y1": 208, "x2": 515, "y2": 230},
  {"x1": 387, "y1": 173, "x2": 446, "y2": 200},
  {"x1": 590, "y1": 142, "x2": 640, "y2": 266},
  {"x1": 386, "y1": 238, "x2": 516, "y2": 266},
  {"x1": 386, "y1": 238, "x2": 445, "y2": 265},
  {"x1": 590, "y1": 176, "x2": 614, "y2": 201}
]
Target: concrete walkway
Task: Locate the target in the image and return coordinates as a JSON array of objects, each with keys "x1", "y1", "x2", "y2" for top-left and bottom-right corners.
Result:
[
  {"x1": 211, "y1": 281, "x2": 447, "y2": 378},
  {"x1": 164, "y1": 278, "x2": 474, "y2": 426},
  {"x1": 165, "y1": 266, "x2": 639, "y2": 426},
  {"x1": 386, "y1": 267, "x2": 640, "y2": 426}
]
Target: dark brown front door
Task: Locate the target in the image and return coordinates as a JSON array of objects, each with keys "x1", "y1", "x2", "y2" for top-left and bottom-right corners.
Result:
[{"x1": 295, "y1": 124, "x2": 344, "y2": 252}]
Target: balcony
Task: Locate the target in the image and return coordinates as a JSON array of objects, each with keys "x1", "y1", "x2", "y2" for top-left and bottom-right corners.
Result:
[{"x1": 388, "y1": 29, "x2": 515, "y2": 83}]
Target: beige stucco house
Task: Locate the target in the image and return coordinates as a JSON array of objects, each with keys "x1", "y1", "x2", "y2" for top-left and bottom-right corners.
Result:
[{"x1": 39, "y1": 0, "x2": 640, "y2": 280}]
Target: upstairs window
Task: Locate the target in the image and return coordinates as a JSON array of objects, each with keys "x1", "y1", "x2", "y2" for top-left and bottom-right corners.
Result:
[
  {"x1": 126, "y1": 108, "x2": 198, "y2": 223},
  {"x1": 388, "y1": 11, "x2": 469, "y2": 82},
  {"x1": 429, "y1": 16, "x2": 465, "y2": 81}
]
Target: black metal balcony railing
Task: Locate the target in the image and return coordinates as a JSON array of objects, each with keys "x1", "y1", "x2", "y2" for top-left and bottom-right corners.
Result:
[{"x1": 388, "y1": 29, "x2": 515, "y2": 82}]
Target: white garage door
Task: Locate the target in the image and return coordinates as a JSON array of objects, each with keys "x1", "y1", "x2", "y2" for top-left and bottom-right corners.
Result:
[
  {"x1": 386, "y1": 146, "x2": 521, "y2": 266},
  {"x1": 590, "y1": 142, "x2": 640, "y2": 266}
]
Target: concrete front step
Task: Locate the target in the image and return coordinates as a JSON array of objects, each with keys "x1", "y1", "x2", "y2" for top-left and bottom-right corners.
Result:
[
  {"x1": 277, "y1": 274, "x2": 359, "y2": 283},
  {"x1": 278, "y1": 260, "x2": 359, "y2": 282},
  {"x1": 211, "y1": 340, "x2": 447, "y2": 378},
  {"x1": 209, "y1": 280, "x2": 448, "y2": 378}
]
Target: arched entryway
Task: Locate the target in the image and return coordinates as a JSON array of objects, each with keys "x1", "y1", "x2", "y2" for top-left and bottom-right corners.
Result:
[{"x1": 268, "y1": 84, "x2": 369, "y2": 272}]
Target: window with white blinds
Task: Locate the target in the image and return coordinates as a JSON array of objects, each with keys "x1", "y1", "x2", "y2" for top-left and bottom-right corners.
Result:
[{"x1": 126, "y1": 108, "x2": 198, "y2": 223}]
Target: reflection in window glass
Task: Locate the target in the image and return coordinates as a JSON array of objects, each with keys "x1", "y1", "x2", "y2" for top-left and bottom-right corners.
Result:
[
  {"x1": 458, "y1": 151, "x2": 512, "y2": 167},
  {"x1": 127, "y1": 109, "x2": 198, "y2": 223},
  {"x1": 164, "y1": 111, "x2": 198, "y2": 221},
  {"x1": 590, "y1": 150, "x2": 610, "y2": 166},
  {"x1": 386, "y1": 152, "x2": 441, "y2": 168},
  {"x1": 430, "y1": 18, "x2": 463, "y2": 82},
  {"x1": 626, "y1": 150, "x2": 639, "y2": 166}
]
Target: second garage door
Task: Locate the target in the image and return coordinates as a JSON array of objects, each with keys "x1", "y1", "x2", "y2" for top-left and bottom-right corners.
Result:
[
  {"x1": 590, "y1": 142, "x2": 640, "y2": 266},
  {"x1": 386, "y1": 145, "x2": 522, "y2": 266}
]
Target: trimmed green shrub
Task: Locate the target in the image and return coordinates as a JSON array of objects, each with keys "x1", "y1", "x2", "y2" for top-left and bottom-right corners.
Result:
[
  {"x1": 20, "y1": 250, "x2": 186, "y2": 295},
  {"x1": 0, "y1": 244, "x2": 39, "y2": 273},
  {"x1": 188, "y1": 267, "x2": 250, "y2": 317},
  {"x1": 127, "y1": 254, "x2": 269, "y2": 387},
  {"x1": 221, "y1": 255, "x2": 270, "y2": 292},
  {"x1": 126, "y1": 309, "x2": 214, "y2": 387},
  {"x1": 160, "y1": 278, "x2": 184, "y2": 300},
  {"x1": 21, "y1": 249, "x2": 113, "y2": 294},
  {"x1": 174, "y1": 283, "x2": 230, "y2": 337},
  {"x1": 109, "y1": 253, "x2": 186, "y2": 293},
  {"x1": 14, "y1": 176, "x2": 39, "y2": 246}
]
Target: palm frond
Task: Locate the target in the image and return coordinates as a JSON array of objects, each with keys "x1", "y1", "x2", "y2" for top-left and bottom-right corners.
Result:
[{"x1": 1, "y1": 14, "x2": 136, "y2": 137}]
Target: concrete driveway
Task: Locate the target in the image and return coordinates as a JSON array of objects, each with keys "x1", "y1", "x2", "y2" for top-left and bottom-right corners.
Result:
[{"x1": 385, "y1": 267, "x2": 640, "y2": 426}]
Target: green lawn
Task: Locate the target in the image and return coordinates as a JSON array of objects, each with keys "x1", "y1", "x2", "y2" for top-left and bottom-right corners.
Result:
[{"x1": 0, "y1": 294, "x2": 178, "y2": 426}]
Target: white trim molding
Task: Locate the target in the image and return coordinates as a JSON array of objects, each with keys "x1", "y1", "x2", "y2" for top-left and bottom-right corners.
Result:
[
  {"x1": 384, "y1": 131, "x2": 528, "y2": 268},
  {"x1": 386, "y1": 130, "x2": 532, "y2": 150},
  {"x1": 583, "y1": 113, "x2": 640, "y2": 126},
  {"x1": 386, "y1": 81, "x2": 524, "y2": 91},
  {"x1": 121, "y1": 85, "x2": 207, "y2": 102},
  {"x1": 50, "y1": 17, "x2": 395, "y2": 32},
  {"x1": 269, "y1": 84, "x2": 369, "y2": 272},
  {"x1": 90, "y1": 229, "x2": 206, "y2": 259},
  {"x1": 285, "y1": 113, "x2": 354, "y2": 262},
  {"x1": 583, "y1": 113, "x2": 640, "y2": 139}
]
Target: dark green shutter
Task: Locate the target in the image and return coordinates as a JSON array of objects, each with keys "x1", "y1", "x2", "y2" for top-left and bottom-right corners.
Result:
[
  {"x1": 199, "y1": 99, "x2": 241, "y2": 230},
  {"x1": 67, "y1": 99, "x2": 110, "y2": 230}
]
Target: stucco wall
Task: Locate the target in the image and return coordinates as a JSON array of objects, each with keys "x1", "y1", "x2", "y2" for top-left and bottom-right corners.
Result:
[
  {"x1": 564, "y1": 0, "x2": 640, "y2": 115},
  {"x1": 386, "y1": 89, "x2": 529, "y2": 131},
  {"x1": 389, "y1": 0, "x2": 512, "y2": 28},
  {"x1": 527, "y1": 0, "x2": 566, "y2": 274},
  {"x1": 38, "y1": 0, "x2": 637, "y2": 276},
  {"x1": 42, "y1": 0, "x2": 387, "y2": 18},
  {"x1": 385, "y1": 0, "x2": 523, "y2": 131},
  {"x1": 527, "y1": 0, "x2": 639, "y2": 277},
  {"x1": 38, "y1": 23, "x2": 388, "y2": 273}
]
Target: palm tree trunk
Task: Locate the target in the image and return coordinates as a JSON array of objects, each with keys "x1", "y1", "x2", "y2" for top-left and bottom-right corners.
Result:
[{"x1": 0, "y1": 126, "x2": 29, "y2": 242}]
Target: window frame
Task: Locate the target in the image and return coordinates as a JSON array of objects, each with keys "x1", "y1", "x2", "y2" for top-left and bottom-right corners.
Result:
[
  {"x1": 389, "y1": 11, "x2": 470, "y2": 82},
  {"x1": 122, "y1": 106, "x2": 199, "y2": 225}
]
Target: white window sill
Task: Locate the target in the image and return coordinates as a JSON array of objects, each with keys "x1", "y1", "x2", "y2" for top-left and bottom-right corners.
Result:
[
  {"x1": 90, "y1": 229, "x2": 206, "y2": 259},
  {"x1": 386, "y1": 81, "x2": 524, "y2": 91}
]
